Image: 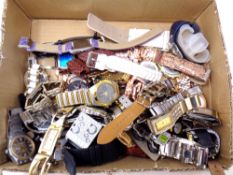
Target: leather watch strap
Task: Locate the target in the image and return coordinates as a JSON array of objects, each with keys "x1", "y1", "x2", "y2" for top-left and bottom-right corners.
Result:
[
  {"x1": 97, "y1": 82, "x2": 168, "y2": 144},
  {"x1": 90, "y1": 28, "x2": 162, "y2": 50},
  {"x1": 97, "y1": 102, "x2": 146, "y2": 144},
  {"x1": 87, "y1": 13, "x2": 129, "y2": 43}
]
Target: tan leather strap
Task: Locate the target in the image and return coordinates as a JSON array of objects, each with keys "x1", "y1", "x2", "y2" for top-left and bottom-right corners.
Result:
[
  {"x1": 94, "y1": 28, "x2": 162, "y2": 50},
  {"x1": 97, "y1": 102, "x2": 146, "y2": 144},
  {"x1": 87, "y1": 13, "x2": 129, "y2": 43},
  {"x1": 208, "y1": 160, "x2": 225, "y2": 175}
]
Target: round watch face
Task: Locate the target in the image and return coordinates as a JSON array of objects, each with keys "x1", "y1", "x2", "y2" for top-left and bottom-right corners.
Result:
[
  {"x1": 9, "y1": 135, "x2": 35, "y2": 164},
  {"x1": 96, "y1": 82, "x2": 118, "y2": 105}
]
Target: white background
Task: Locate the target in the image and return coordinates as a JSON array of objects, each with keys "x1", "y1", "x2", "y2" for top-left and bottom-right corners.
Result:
[{"x1": 0, "y1": 0, "x2": 233, "y2": 174}]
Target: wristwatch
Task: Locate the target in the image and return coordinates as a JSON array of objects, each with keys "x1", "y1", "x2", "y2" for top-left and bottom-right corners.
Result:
[
  {"x1": 6, "y1": 108, "x2": 35, "y2": 165},
  {"x1": 156, "y1": 53, "x2": 210, "y2": 83},
  {"x1": 66, "y1": 112, "x2": 103, "y2": 149},
  {"x1": 97, "y1": 82, "x2": 169, "y2": 144},
  {"x1": 159, "y1": 137, "x2": 209, "y2": 168},
  {"x1": 147, "y1": 94, "x2": 206, "y2": 135},
  {"x1": 24, "y1": 62, "x2": 48, "y2": 96},
  {"x1": 86, "y1": 52, "x2": 162, "y2": 82},
  {"x1": 56, "y1": 80, "x2": 120, "y2": 108},
  {"x1": 20, "y1": 105, "x2": 56, "y2": 133},
  {"x1": 150, "y1": 93, "x2": 184, "y2": 117},
  {"x1": 29, "y1": 107, "x2": 76, "y2": 175},
  {"x1": 150, "y1": 86, "x2": 204, "y2": 117}
]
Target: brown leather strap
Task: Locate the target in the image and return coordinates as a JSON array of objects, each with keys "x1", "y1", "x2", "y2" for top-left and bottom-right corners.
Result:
[
  {"x1": 97, "y1": 102, "x2": 146, "y2": 144},
  {"x1": 208, "y1": 161, "x2": 225, "y2": 175}
]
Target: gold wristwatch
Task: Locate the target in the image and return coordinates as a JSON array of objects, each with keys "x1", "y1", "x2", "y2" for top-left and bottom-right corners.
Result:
[
  {"x1": 97, "y1": 82, "x2": 169, "y2": 144},
  {"x1": 56, "y1": 80, "x2": 120, "y2": 108},
  {"x1": 28, "y1": 108, "x2": 75, "y2": 175},
  {"x1": 147, "y1": 95, "x2": 206, "y2": 135}
]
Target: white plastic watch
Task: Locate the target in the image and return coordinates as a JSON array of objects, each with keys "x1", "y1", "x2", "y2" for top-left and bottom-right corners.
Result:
[{"x1": 87, "y1": 52, "x2": 162, "y2": 83}]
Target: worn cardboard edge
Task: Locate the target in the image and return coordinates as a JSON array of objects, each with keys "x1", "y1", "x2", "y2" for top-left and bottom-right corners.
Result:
[
  {"x1": 194, "y1": 0, "x2": 214, "y2": 21},
  {"x1": 12, "y1": 0, "x2": 31, "y2": 19},
  {"x1": 213, "y1": 0, "x2": 233, "y2": 163},
  {"x1": 0, "y1": 0, "x2": 7, "y2": 63}
]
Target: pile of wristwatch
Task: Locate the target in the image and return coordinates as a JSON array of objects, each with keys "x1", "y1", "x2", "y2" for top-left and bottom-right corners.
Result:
[{"x1": 6, "y1": 14, "x2": 221, "y2": 175}]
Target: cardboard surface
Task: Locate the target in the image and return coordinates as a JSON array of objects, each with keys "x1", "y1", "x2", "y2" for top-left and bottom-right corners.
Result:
[
  {"x1": 0, "y1": 0, "x2": 31, "y2": 164},
  {"x1": 197, "y1": 2, "x2": 233, "y2": 163},
  {"x1": 15, "y1": 0, "x2": 212, "y2": 21},
  {"x1": 0, "y1": 0, "x2": 232, "y2": 173}
]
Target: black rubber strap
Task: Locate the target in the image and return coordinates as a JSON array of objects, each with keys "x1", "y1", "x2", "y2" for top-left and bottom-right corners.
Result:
[{"x1": 62, "y1": 139, "x2": 126, "y2": 175}]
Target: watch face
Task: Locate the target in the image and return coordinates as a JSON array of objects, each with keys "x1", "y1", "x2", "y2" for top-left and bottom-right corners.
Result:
[
  {"x1": 96, "y1": 82, "x2": 117, "y2": 105},
  {"x1": 9, "y1": 135, "x2": 35, "y2": 164}
]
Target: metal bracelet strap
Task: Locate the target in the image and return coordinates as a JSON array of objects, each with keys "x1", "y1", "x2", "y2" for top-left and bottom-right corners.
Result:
[
  {"x1": 29, "y1": 113, "x2": 69, "y2": 175},
  {"x1": 160, "y1": 137, "x2": 209, "y2": 168},
  {"x1": 56, "y1": 89, "x2": 92, "y2": 108},
  {"x1": 148, "y1": 95, "x2": 204, "y2": 135},
  {"x1": 150, "y1": 93, "x2": 184, "y2": 117},
  {"x1": 150, "y1": 86, "x2": 203, "y2": 117},
  {"x1": 8, "y1": 108, "x2": 24, "y2": 138}
]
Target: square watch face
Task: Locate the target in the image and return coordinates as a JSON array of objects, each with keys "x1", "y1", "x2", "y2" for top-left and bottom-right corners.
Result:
[{"x1": 66, "y1": 112, "x2": 102, "y2": 149}]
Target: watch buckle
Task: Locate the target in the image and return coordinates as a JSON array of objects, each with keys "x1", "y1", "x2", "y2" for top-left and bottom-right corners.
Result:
[
  {"x1": 29, "y1": 154, "x2": 51, "y2": 175},
  {"x1": 136, "y1": 95, "x2": 151, "y2": 108},
  {"x1": 86, "y1": 51, "x2": 98, "y2": 68}
]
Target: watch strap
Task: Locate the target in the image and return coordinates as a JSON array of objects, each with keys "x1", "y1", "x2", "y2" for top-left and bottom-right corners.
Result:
[
  {"x1": 97, "y1": 102, "x2": 146, "y2": 144},
  {"x1": 62, "y1": 139, "x2": 126, "y2": 175},
  {"x1": 87, "y1": 52, "x2": 162, "y2": 82},
  {"x1": 150, "y1": 93, "x2": 184, "y2": 117},
  {"x1": 8, "y1": 108, "x2": 24, "y2": 138},
  {"x1": 148, "y1": 95, "x2": 205, "y2": 135},
  {"x1": 157, "y1": 53, "x2": 210, "y2": 83},
  {"x1": 87, "y1": 13, "x2": 129, "y2": 43},
  {"x1": 160, "y1": 137, "x2": 208, "y2": 168},
  {"x1": 55, "y1": 89, "x2": 92, "y2": 108},
  {"x1": 90, "y1": 28, "x2": 162, "y2": 50}
]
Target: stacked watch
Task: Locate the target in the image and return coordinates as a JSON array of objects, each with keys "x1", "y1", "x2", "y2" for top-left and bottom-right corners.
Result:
[
  {"x1": 55, "y1": 80, "x2": 120, "y2": 108},
  {"x1": 6, "y1": 108, "x2": 35, "y2": 165}
]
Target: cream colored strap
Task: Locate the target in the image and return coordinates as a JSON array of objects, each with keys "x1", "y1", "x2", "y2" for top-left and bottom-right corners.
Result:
[
  {"x1": 55, "y1": 89, "x2": 92, "y2": 108},
  {"x1": 87, "y1": 13, "x2": 129, "y2": 43},
  {"x1": 90, "y1": 28, "x2": 162, "y2": 50}
]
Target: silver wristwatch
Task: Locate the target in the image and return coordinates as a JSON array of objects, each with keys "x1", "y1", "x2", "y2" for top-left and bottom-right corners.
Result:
[
  {"x1": 6, "y1": 108, "x2": 36, "y2": 165},
  {"x1": 159, "y1": 137, "x2": 209, "y2": 168},
  {"x1": 150, "y1": 93, "x2": 184, "y2": 117},
  {"x1": 149, "y1": 86, "x2": 204, "y2": 118}
]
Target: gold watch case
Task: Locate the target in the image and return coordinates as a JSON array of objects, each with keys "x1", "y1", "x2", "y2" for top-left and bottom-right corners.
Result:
[{"x1": 90, "y1": 80, "x2": 120, "y2": 107}]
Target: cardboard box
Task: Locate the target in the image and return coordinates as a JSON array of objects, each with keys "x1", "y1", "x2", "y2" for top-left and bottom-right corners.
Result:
[{"x1": 0, "y1": 0, "x2": 232, "y2": 173}]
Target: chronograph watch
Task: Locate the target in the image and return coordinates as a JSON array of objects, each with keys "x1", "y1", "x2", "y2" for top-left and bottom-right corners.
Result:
[{"x1": 56, "y1": 80, "x2": 120, "y2": 108}]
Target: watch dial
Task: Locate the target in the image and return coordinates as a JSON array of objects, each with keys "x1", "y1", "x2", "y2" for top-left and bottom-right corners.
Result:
[
  {"x1": 10, "y1": 135, "x2": 35, "y2": 162},
  {"x1": 96, "y1": 83, "x2": 116, "y2": 104}
]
